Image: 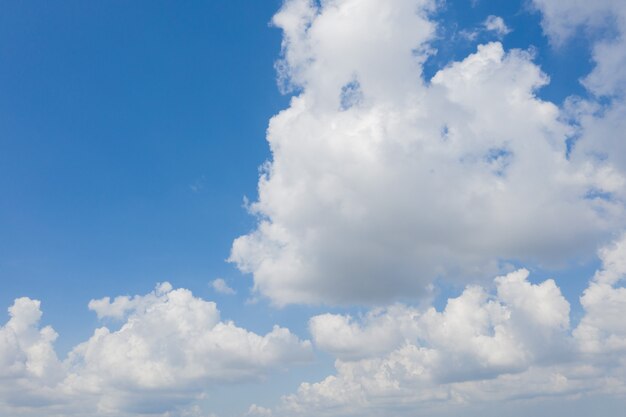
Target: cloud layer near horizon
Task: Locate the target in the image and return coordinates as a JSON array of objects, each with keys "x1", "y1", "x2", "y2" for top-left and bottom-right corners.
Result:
[
  {"x1": 0, "y1": 285, "x2": 312, "y2": 417},
  {"x1": 4, "y1": 236, "x2": 626, "y2": 417},
  {"x1": 256, "y1": 234, "x2": 626, "y2": 417},
  {"x1": 230, "y1": 0, "x2": 626, "y2": 306}
]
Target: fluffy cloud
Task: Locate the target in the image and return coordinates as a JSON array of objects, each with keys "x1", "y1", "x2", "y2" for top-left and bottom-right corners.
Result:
[
  {"x1": 534, "y1": 0, "x2": 626, "y2": 186},
  {"x1": 246, "y1": 404, "x2": 273, "y2": 417},
  {"x1": 68, "y1": 284, "x2": 312, "y2": 413},
  {"x1": 265, "y1": 236, "x2": 626, "y2": 416},
  {"x1": 230, "y1": 0, "x2": 625, "y2": 306},
  {"x1": 0, "y1": 298, "x2": 65, "y2": 411},
  {"x1": 483, "y1": 15, "x2": 511, "y2": 37},
  {"x1": 210, "y1": 278, "x2": 237, "y2": 295},
  {"x1": 0, "y1": 284, "x2": 312, "y2": 416},
  {"x1": 309, "y1": 304, "x2": 422, "y2": 361},
  {"x1": 246, "y1": 0, "x2": 626, "y2": 414},
  {"x1": 308, "y1": 268, "x2": 570, "y2": 382},
  {"x1": 575, "y1": 236, "x2": 626, "y2": 355},
  {"x1": 87, "y1": 282, "x2": 175, "y2": 320}
]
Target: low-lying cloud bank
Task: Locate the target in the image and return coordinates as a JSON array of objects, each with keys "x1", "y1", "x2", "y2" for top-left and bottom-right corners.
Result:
[
  {"x1": 4, "y1": 236, "x2": 626, "y2": 417},
  {"x1": 0, "y1": 285, "x2": 313, "y2": 417},
  {"x1": 247, "y1": 235, "x2": 626, "y2": 417}
]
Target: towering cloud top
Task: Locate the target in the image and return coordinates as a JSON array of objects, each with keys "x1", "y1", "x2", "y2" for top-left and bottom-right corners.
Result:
[{"x1": 230, "y1": 0, "x2": 626, "y2": 306}]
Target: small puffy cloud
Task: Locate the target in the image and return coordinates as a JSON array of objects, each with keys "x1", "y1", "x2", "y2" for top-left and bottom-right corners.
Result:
[
  {"x1": 246, "y1": 404, "x2": 273, "y2": 417},
  {"x1": 0, "y1": 284, "x2": 312, "y2": 416},
  {"x1": 483, "y1": 15, "x2": 511, "y2": 36},
  {"x1": 87, "y1": 282, "x2": 173, "y2": 320},
  {"x1": 211, "y1": 278, "x2": 236, "y2": 295}
]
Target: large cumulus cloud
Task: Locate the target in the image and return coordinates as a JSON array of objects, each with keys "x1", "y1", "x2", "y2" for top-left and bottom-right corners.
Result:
[{"x1": 230, "y1": 0, "x2": 625, "y2": 306}]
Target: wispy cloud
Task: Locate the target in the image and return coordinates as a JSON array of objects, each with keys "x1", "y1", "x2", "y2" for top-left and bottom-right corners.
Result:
[
  {"x1": 189, "y1": 175, "x2": 207, "y2": 193},
  {"x1": 210, "y1": 278, "x2": 236, "y2": 295},
  {"x1": 483, "y1": 15, "x2": 512, "y2": 37}
]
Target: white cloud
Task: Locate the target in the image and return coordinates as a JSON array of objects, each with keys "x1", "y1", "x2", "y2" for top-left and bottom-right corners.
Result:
[
  {"x1": 483, "y1": 15, "x2": 511, "y2": 36},
  {"x1": 6, "y1": 1, "x2": 626, "y2": 416},
  {"x1": 532, "y1": 0, "x2": 626, "y2": 204},
  {"x1": 231, "y1": 0, "x2": 624, "y2": 307},
  {"x1": 460, "y1": 15, "x2": 511, "y2": 42},
  {"x1": 310, "y1": 268, "x2": 570, "y2": 378},
  {"x1": 228, "y1": 1, "x2": 626, "y2": 413},
  {"x1": 211, "y1": 278, "x2": 237, "y2": 295},
  {"x1": 0, "y1": 298, "x2": 65, "y2": 411},
  {"x1": 0, "y1": 285, "x2": 312, "y2": 416},
  {"x1": 532, "y1": 1, "x2": 626, "y2": 212},
  {"x1": 532, "y1": 0, "x2": 626, "y2": 98},
  {"x1": 246, "y1": 404, "x2": 273, "y2": 417},
  {"x1": 309, "y1": 304, "x2": 422, "y2": 361},
  {"x1": 574, "y1": 234, "x2": 626, "y2": 355},
  {"x1": 262, "y1": 236, "x2": 626, "y2": 416},
  {"x1": 532, "y1": 0, "x2": 623, "y2": 43},
  {"x1": 88, "y1": 282, "x2": 174, "y2": 320}
]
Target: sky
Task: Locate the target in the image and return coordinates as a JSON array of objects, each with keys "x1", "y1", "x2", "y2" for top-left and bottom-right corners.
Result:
[{"x1": 1, "y1": 0, "x2": 626, "y2": 416}]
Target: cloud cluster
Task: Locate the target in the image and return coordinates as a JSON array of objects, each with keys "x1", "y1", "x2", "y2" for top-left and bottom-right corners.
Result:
[
  {"x1": 0, "y1": 284, "x2": 312, "y2": 416},
  {"x1": 230, "y1": 0, "x2": 625, "y2": 306},
  {"x1": 5, "y1": 1, "x2": 626, "y2": 416},
  {"x1": 270, "y1": 235, "x2": 626, "y2": 416},
  {"x1": 534, "y1": 0, "x2": 626, "y2": 200}
]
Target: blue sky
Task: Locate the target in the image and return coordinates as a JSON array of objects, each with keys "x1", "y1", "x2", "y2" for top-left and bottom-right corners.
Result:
[
  {"x1": 2, "y1": 1, "x2": 626, "y2": 417},
  {"x1": 0, "y1": 0, "x2": 284, "y2": 342}
]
